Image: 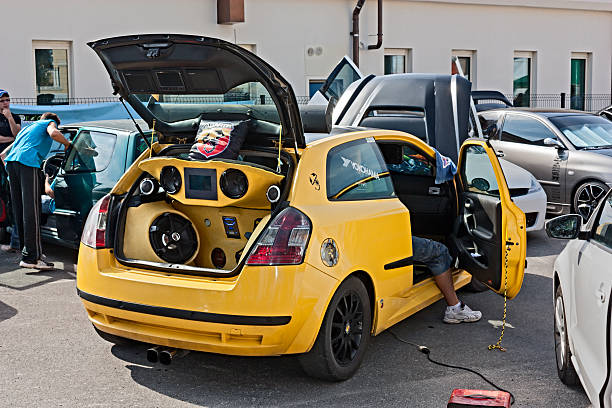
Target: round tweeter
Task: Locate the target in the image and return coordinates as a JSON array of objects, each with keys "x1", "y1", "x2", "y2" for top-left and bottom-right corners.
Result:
[
  {"x1": 149, "y1": 212, "x2": 198, "y2": 264},
  {"x1": 140, "y1": 178, "x2": 158, "y2": 196},
  {"x1": 266, "y1": 185, "x2": 281, "y2": 203},
  {"x1": 160, "y1": 166, "x2": 182, "y2": 194},
  {"x1": 220, "y1": 169, "x2": 248, "y2": 199}
]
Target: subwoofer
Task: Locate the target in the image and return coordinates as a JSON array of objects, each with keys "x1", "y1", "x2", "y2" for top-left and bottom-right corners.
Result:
[{"x1": 149, "y1": 212, "x2": 198, "y2": 264}]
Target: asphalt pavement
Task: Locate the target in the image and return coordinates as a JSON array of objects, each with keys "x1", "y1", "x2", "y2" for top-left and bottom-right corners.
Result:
[{"x1": 0, "y1": 230, "x2": 591, "y2": 407}]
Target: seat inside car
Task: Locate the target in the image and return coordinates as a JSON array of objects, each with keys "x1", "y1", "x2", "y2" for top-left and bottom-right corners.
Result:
[{"x1": 378, "y1": 142, "x2": 454, "y2": 237}]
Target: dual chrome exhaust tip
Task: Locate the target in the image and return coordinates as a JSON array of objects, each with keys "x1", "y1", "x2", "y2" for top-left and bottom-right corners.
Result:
[{"x1": 147, "y1": 346, "x2": 185, "y2": 365}]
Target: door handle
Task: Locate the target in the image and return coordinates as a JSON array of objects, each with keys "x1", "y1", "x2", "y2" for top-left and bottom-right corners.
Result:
[
  {"x1": 496, "y1": 150, "x2": 505, "y2": 158},
  {"x1": 597, "y1": 289, "x2": 606, "y2": 304}
]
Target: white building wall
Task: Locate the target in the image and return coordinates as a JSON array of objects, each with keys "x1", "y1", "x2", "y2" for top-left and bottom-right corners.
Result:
[{"x1": 0, "y1": 0, "x2": 610, "y2": 99}]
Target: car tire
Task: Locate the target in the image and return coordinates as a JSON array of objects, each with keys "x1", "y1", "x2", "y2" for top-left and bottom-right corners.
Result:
[
  {"x1": 573, "y1": 181, "x2": 609, "y2": 220},
  {"x1": 93, "y1": 325, "x2": 138, "y2": 346},
  {"x1": 554, "y1": 285, "x2": 580, "y2": 386},
  {"x1": 464, "y1": 276, "x2": 489, "y2": 292},
  {"x1": 298, "y1": 276, "x2": 372, "y2": 381}
]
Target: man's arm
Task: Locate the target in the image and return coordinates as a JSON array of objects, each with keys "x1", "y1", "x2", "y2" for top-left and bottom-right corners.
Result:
[
  {"x1": 47, "y1": 122, "x2": 71, "y2": 149},
  {"x1": 45, "y1": 176, "x2": 55, "y2": 199},
  {"x1": 0, "y1": 135, "x2": 14, "y2": 144},
  {"x1": 1, "y1": 109, "x2": 21, "y2": 137},
  {"x1": 0, "y1": 142, "x2": 13, "y2": 165}
]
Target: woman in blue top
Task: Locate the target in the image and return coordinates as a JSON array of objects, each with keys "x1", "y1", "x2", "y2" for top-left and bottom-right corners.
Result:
[{"x1": 0, "y1": 112, "x2": 71, "y2": 270}]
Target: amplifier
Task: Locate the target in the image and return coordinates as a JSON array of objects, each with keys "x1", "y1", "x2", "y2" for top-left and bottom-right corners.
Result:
[{"x1": 447, "y1": 389, "x2": 511, "y2": 407}]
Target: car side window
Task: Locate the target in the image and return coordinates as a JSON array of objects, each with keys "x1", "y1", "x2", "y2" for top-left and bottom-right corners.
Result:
[
  {"x1": 460, "y1": 145, "x2": 500, "y2": 197},
  {"x1": 326, "y1": 138, "x2": 395, "y2": 200},
  {"x1": 501, "y1": 114, "x2": 557, "y2": 146},
  {"x1": 593, "y1": 195, "x2": 612, "y2": 250},
  {"x1": 478, "y1": 112, "x2": 502, "y2": 139},
  {"x1": 387, "y1": 145, "x2": 434, "y2": 176},
  {"x1": 133, "y1": 132, "x2": 157, "y2": 161},
  {"x1": 63, "y1": 130, "x2": 117, "y2": 173}
]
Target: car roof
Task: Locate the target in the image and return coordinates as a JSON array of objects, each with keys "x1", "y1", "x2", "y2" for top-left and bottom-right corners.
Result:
[
  {"x1": 305, "y1": 126, "x2": 366, "y2": 145},
  {"x1": 61, "y1": 119, "x2": 150, "y2": 133}
]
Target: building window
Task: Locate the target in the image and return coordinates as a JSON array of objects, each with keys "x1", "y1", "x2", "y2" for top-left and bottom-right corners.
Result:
[
  {"x1": 33, "y1": 41, "x2": 71, "y2": 104},
  {"x1": 384, "y1": 49, "x2": 412, "y2": 75},
  {"x1": 513, "y1": 52, "x2": 535, "y2": 107},
  {"x1": 451, "y1": 50, "x2": 475, "y2": 83},
  {"x1": 309, "y1": 80, "x2": 325, "y2": 98},
  {"x1": 570, "y1": 53, "x2": 590, "y2": 110}
]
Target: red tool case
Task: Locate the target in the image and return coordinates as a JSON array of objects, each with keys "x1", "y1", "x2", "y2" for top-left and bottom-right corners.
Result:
[{"x1": 447, "y1": 389, "x2": 511, "y2": 407}]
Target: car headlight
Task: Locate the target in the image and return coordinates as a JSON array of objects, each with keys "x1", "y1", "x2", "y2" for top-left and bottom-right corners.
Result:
[{"x1": 528, "y1": 176, "x2": 543, "y2": 193}]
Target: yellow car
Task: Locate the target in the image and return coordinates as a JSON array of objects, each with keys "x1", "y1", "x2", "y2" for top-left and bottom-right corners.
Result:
[{"x1": 77, "y1": 35, "x2": 526, "y2": 381}]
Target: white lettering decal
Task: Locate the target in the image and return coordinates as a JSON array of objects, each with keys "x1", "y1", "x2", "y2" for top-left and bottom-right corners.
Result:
[{"x1": 340, "y1": 156, "x2": 379, "y2": 179}]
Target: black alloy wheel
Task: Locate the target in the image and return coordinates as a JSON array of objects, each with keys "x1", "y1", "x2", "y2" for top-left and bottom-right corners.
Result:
[
  {"x1": 554, "y1": 285, "x2": 579, "y2": 385},
  {"x1": 298, "y1": 277, "x2": 371, "y2": 381},
  {"x1": 574, "y1": 181, "x2": 609, "y2": 220}
]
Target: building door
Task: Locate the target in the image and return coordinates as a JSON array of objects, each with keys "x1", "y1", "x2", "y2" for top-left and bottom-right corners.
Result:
[{"x1": 571, "y1": 58, "x2": 586, "y2": 110}]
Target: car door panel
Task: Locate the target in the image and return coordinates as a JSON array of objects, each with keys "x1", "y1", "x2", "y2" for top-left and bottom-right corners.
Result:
[
  {"x1": 572, "y1": 194, "x2": 612, "y2": 404},
  {"x1": 453, "y1": 139, "x2": 527, "y2": 299},
  {"x1": 494, "y1": 113, "x2": 568, "y2": 208},
  {"x1": 572, "y1": 242, "x2": 611, "y2": 404}
]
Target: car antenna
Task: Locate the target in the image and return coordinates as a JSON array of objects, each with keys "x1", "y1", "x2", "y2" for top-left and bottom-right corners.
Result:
[{"x1": 119, "y1": 96, "x2": 154, "y2": 155}]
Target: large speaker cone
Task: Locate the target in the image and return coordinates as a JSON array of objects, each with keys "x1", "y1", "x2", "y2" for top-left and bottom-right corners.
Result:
[{"x1": 149, "y1": 213, "x2": 198, "y2": 264}]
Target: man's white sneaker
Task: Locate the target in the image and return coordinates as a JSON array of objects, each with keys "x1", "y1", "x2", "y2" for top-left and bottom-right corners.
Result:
[
  {"x1": 19, "y1": 259, "x2": 55, "y2": 271},
  {"x1": 443, "y1": 302, "x2": 482, "y2": 324}
]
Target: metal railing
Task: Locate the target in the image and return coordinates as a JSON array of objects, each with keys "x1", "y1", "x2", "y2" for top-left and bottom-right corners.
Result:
[
  {"x1": 11, "y1": 95, "x2": 314, "y2": 106},
  {"x1": 12, "y1": 93, "x2": 612, "y2": 111},
  {"x1": 502, "y1": 93, "x2": 611, "y2": 112}
]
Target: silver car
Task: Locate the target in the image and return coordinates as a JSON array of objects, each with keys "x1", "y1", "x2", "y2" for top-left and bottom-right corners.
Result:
[{"x1": 479, "y1": 108, "x2": 612, "y2": 219}]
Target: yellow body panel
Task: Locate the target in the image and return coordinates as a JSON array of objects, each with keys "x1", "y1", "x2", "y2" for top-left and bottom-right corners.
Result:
[{"x1": 78, "y1": 128, "x2": 524, "y2": 356}]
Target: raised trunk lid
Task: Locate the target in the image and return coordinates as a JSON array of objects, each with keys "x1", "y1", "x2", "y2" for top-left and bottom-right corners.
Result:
[{"x1": 88, "y1": 34, "x2": 305, "y2": 149}]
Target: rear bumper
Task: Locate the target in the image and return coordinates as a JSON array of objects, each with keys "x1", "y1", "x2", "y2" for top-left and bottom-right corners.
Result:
[
  {"x1": 512, "y1": 189, "x2": 547, "y2": 231},
  {"x1": 77, "y1": 245, "x2": 338, "y2": 356}
]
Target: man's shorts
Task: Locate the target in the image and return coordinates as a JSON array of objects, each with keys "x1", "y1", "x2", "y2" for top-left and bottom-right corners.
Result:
[{"x1": 412, "y1": 236, "x2": 452, "y2": 276}]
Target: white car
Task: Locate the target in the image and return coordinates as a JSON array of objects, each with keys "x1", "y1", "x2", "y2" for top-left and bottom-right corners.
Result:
[
  {"x1": 547, "y1": 190, "x2": 612, "y2": 407},
  {"x1": 500, "y1": 159, "x2": 547, "y2": 231}
]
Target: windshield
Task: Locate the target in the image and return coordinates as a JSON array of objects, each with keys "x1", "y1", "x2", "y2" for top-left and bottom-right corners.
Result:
[
  {"x1": 549, "y1": 115, "x2": 612, "y2": 149},
  {"x1": 134, "y1": 81, "x2": 281, "y2": 124}
]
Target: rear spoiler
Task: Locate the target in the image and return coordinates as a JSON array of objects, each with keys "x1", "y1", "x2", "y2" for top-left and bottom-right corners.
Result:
[{"x1": 471, "y1": 91, "x2": 513, "y2": 107}]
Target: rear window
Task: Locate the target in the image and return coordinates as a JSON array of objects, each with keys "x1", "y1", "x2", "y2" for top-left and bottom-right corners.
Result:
[
  {"x1": 63, "y1": 130, "x2": 117, "y2": 173},
  {"x1": 326, "y1": 138, "x2": 395, "y2": 201}
]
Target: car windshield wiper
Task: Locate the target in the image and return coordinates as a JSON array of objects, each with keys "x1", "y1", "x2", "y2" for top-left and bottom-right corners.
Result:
[{"x1": 581, "y1": 145, "x2": 612, "y2": 150}]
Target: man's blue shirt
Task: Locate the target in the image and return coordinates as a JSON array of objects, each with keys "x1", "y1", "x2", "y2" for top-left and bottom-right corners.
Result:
[{"x1": 5, "y1": 119, "x2": 55, "y2": 168}]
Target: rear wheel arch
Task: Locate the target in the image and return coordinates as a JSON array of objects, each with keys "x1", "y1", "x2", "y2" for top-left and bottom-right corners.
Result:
[{"x1": 349, "y1": 270, "x2": 376, "y2": 327}]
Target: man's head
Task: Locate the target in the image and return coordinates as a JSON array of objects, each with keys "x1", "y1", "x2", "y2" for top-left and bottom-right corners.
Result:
[
  {"x1": 0, "y1": 89, "x2": 10, "y2": 110},
  {"x1": 41, "y1": 112, "x2": 60, "y2": 126}
]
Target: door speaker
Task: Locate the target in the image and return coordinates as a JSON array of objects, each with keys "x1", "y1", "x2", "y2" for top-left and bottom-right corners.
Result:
[{"x1": 149, "y1": 212, "x2": 198, "y2": 264}]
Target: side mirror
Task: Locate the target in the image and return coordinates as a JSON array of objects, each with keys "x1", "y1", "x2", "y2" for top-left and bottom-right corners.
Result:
[
  {"x1": 484, "y1": 124, "x2": 497, "y2": 138},
  {"x1": 544, "y1": 138, "x2": 565, "y2": 149},
  {"x1": 470, "y1": 177, "x2": 490, "y2": 192},
  {"x1": 545, "y1": 214, "x2": 582, "y2": 239}
]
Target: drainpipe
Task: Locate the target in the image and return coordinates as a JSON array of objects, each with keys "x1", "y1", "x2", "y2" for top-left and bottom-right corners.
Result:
[
  {"x1": 352, "y1": 0, "x2": 366, "y2": 67},
  {"x1": 367, "y1": 0, "x2": 383, "y2": 50}
]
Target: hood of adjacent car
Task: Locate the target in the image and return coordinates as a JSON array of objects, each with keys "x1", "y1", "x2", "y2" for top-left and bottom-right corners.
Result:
[{"x1": 88, "y1": 34, "x2": 305, "y2": 148}]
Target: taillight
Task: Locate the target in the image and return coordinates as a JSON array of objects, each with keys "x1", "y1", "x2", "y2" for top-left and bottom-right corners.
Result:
[
  {"x1": 81, "y1": 195, "x2": 111, "y2": 249},
  {"x1": 246, "y1": 207, "x2": 311, "y2": 265}
]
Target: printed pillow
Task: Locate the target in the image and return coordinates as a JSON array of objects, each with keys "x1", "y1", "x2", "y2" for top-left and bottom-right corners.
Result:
[{"x1": 189, "y1": 120, "x2": 248, "y2": 161}]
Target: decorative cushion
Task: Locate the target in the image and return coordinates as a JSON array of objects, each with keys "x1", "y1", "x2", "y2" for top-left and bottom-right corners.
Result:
[{"x1": 189, "y1": 120, "x2": 248, "y2": 161}]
